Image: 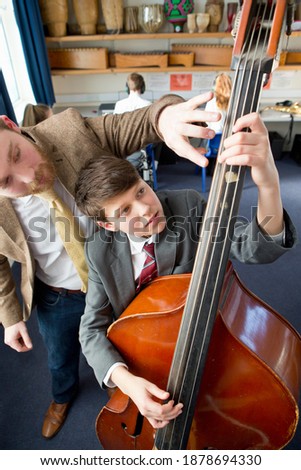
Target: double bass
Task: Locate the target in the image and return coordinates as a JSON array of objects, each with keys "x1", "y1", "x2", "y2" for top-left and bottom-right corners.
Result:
[{"x1": 96, "y1": 0, "x2": 301, "y2": 450}]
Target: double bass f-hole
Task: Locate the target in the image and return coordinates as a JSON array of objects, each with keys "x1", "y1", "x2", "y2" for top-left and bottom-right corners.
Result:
[{"x1": 121, "y1": 412, "x2": 144, "y2": 439}]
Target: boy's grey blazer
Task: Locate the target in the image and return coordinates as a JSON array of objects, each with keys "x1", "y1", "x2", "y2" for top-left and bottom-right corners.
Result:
[{"x1": 80, "y1": 189, "x2": 297, "y2": 388}]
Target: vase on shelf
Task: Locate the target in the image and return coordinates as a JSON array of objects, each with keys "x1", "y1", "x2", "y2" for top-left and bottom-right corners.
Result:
[
  {"x1": 139, "y1": 4, "x2": 164, "y2": 33},
  {"x1": 39, "y1": 0, "x2": 68, "y2": 37},
  {"x1": 196, "y1": 13, "x2": 210, "y2": 33},
  {"x1": 163, "y1": 0, "x2": 194, "y2": 33},
  {"x1": 101, "y1": 0, "x2": 124, "y2": 34},
  {"x1": 205, "y1": 1, "x2": 223, "y2": 32},
  {"x1": 72, "y1": 0, "x2": 98, "y2": 35},
  {"x1": 187, "y1": 13, "x2": 196, "y2": 33},
  {"x1": 226, "y1": 2, "x2": 237, "y2": 32},
  {"x1": 124, "y1": 7, "x2": 139, "y2": 33}
]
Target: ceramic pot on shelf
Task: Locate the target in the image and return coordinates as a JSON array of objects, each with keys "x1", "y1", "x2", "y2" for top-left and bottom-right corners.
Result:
[
  {"x1": 163, "y1": 0, "x2": 194, "y2": 33},
  {"x1": 187, "y1": 13, "x2": 196, "y2": 33},
  {"x1": 72, "y1": 0, "x2": 98, "y2": 35},
  {"x1": 39, "y1": 0, "x2": 68, "y2": 37},
  {"x1": 196, "y1": 13, "x2": 210, "y2": 33},
  {"x1": 205, "y1": 1, "x2": 223, "y2": 33}
]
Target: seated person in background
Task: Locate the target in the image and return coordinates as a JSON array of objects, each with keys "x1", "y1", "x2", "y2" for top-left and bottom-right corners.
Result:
[
  {"x1": 74, "y1": 112, "x2": 296, "y2": 430},
  {"x1": 22, "y1": 103, "x2": 53, "y2": 126},
  {"x1": 203, "y1": 73, "x2": 232, "y2": 175},
  {"x1": 205, "y1": 73, "x2": 232, "y2": 133},
  {"x1": 114, "y1": 73, "x2": 152, "y2": 170},
  {"x1": 114, "y1": 72, "x2": 151, "y2": 115}
]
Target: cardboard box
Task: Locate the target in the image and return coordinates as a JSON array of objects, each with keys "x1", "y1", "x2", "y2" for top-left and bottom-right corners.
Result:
[{"x1": 48, "y1": 48, "x2": 108, "y2": 69}]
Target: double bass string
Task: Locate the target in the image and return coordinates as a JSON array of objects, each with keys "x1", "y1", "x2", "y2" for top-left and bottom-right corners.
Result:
[{"x1": 159, "y1": 0, "x2": 277, "y2": 450}]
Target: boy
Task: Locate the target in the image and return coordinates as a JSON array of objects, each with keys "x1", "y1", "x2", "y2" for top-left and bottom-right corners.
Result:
[{"x1": 75, "y1": 112, "x2": 296, "y2": 430}]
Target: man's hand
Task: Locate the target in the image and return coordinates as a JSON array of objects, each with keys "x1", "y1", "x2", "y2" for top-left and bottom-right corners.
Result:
[
  {"x1": 158, "y1": 92, "x2": 221, "y2": 167},
  {"x1": 4, "y1": 321, "x2": 33, "y2": 352}
]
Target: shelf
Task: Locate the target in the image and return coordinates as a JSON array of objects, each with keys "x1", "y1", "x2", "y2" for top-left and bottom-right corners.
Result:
[
  {"x1": 278, "y1": 64, "x2": 301, "y2": 70},
  {"x1": 45, "y1": 30, "x2": 301, "y2": 43},
  {"x1": 51, "y1": 66, "x2": 231, "y2": 76},
  {"x1": 50, "y1": 64, "x2": 301, "y2": 76},
  {"x1": 45, "y1": 32, "x2": 233, "y2": 43}
]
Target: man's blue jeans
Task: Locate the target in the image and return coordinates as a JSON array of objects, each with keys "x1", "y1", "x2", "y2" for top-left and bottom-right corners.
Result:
[{"x1": 34, "y1": 278, "x2": 86, "y2": 404}]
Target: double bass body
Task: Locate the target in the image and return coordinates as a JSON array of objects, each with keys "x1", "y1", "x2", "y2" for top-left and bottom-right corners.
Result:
[{"x1": 96, "y1": 265, "x2": 301, "y2": 450}]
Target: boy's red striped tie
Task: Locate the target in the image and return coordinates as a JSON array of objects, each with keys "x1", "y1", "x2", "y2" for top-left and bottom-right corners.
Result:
[{"x1": 136, "y1": 242, "x2": 157, "y2": 292}]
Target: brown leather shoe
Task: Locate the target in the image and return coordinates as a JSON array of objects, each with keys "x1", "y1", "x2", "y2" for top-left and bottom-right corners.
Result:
[{"x1": 42, "y1": 401, "x2": 70, "y2": 439}]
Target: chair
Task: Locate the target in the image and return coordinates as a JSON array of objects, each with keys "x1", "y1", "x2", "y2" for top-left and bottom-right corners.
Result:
[
  {"x1": 145, "y1": 143, "x2": 158, "y2": 191},
  {"x1": 125, "y1": 145, "x2": 158, "y2": 191},
  {"x1": 197, "y1": 132, "x2": 222, "y2": 193}
]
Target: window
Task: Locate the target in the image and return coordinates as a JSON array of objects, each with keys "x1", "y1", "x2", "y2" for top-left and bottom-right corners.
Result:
[{"x1": 0, "y1": 0, "x2": 35, "y2": 123}]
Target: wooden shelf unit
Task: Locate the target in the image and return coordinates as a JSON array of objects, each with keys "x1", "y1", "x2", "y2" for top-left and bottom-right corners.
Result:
[
  {"x1": 45, "y1": 31, "x2": 301, "y2": 43},
  {"x1": 45, "y1": 32, "x2": 232, "y2": 43},
  {"x1": 45, "y1": 31, "x2": 301, "y2": 75}
]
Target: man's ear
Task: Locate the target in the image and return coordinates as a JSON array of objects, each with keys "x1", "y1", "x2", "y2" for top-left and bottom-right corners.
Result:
[
  {"x1": 0, "y1": 115, "x2": 21, "y2": 133},
  {"x1": 96, "y1": 220, "x2": 118, "y2": 232}
]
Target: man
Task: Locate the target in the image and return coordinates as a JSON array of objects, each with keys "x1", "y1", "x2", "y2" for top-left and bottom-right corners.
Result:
[
  {"x1": 0, "y1": 92, "x2": 218, "y2": 439},
  {"x1": 114, "y1": 72, "x2": 153, "y2": 172}
]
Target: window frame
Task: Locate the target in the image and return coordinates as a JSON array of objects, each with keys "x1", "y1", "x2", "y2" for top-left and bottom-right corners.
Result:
[{"x1": 0, "y1": 0, "x2": 35, "y2": 123}]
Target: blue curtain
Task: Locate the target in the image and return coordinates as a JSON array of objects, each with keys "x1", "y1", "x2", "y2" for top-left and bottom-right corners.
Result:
[
  {"x1": 0, "y1": 69, "x2": 17, "y2": 123},
  {"x1": 12, "y1": 0, "x2": 55, "y2": 106}
]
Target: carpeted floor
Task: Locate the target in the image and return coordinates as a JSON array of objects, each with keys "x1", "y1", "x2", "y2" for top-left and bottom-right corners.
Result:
[{"x1": 0, "y1": 153, "x2": 300, "y2": 450}]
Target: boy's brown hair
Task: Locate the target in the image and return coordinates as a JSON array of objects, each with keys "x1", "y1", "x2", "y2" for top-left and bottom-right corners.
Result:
[{"x1": 75, "y1": 156, "x2": 141, "y2": 222}]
